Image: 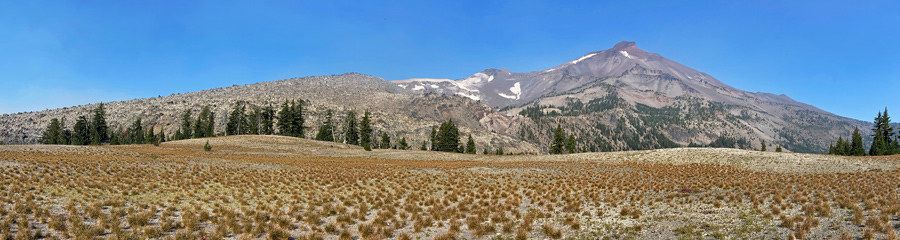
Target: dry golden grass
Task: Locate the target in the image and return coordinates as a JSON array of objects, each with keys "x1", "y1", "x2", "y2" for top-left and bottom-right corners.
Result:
[{"x1": 0, "y1": 135, "x2": 899, "y2": 239}]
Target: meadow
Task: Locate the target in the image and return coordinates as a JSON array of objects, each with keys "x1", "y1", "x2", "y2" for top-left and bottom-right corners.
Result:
[{"x1": 1, "y1": 135, "x2": 899, "y2": 239}]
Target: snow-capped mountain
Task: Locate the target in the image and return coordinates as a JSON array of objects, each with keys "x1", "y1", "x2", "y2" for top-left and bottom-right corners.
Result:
[{"x1": 396, "y1": 41, "x2": 869, "y2": 153}]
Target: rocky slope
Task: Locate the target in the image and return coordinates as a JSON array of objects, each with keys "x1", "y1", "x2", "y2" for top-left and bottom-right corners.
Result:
[
  {"x1": 0, "y1": 73, "x2": 538, "y2": 153},
  {"x1": 397, "y1": 41, "x2": 870, "y2": 153}
]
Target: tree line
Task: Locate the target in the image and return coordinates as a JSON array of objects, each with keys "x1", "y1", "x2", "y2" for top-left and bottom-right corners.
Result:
[{"x1": 829, "y1": 108, "x2": 900, "y2": 156}]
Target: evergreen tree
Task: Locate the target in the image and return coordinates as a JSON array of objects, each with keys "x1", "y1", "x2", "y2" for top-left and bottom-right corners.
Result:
[
  {"x1": 360, "y1": 110, "x2": 372, "y2": 148},
  {"x1": 775, "y1": 146, "x2": 782, "y2": 152},
  {"x1": 465, "y1": 134, "x2": 476, "y2": 154},
  {"x1": 72, "y1": 116, "x2": 91, "y2": 145},
  {"x1": 760, "y1": 139, "x2": 767, "y2": 152},
  {"x1": 850, "y1": 127, "x2": 866, "y2": 156},
  {"x1": 869, "y1": 108, "x2": 896, "y2": 156},
  {"x1": 159, "y1": 131, "x2": 165, "y2": 144},
  {"x1": 58, "y1": 117, "x2": 69, "y2": 145},
  {"x1": 227, "y1": 102, "x2": 248, "y2": 136},
  {"x1": 420, "y1": 141, "x2": 428, "y2": 151},
  {"x1": 495, "y1": 146, "x2": 504, "y2": 155},
  {"x1": 261, "y1": 105, "x2": 276, "y2": 135},
  {"x1": 110, "y1": 127, "x2": 121, "y2": 145},
  {"x1": 435, "y1": 119, "x2": 460, "y2": 152},
  {"x1": 398, "y1": 137, "x2": 409, "y2": 150},
  {"x1": 40, "y1": 118, "x2": 62, "y2": 144},
  {"x1": 248, "y1": 108, "x2": 260, "y2": 135},
  {"x1": 483, "y1": 148, "x2": 489, "y2": 154},
  {"x1": 550, "y1": 124, "x2": 566, "y2": 154},
  {"x1": 565, "y1": 134, "x2": 576, "y2": 153},
  {"x1": 293, "y1": 100, "x2": 305, "y2": 138},
  {"x1": 90, "y1": 103, "x2": 109, "y2": 144},
  {"x1": 278, "y1": 100, "x2": 293, "y2": 136},
  {"x1": 379, "y1": 132, "x2": 391, "y2": 149},
  {"x1": 130, "y1": 118, "x2": 145, "y2": 144},
  {"x1": 315, "y1": 110, "x2": 335, "y2": 141},
  {"x1": 344, "y1": 111, "x2": 359, "y2": 145},
  {"x1": 147, "y1": 127, "x2": 156, "y2": 145},
  {"x1": 192, "y1": 106, "x2": 215, "y2": 138},
  {"x1": 430, "y1": 126, "x2": 438, "y2": 151},
  {"x1": 180, "y1": 109, "x2": 193, "y2": 140}
]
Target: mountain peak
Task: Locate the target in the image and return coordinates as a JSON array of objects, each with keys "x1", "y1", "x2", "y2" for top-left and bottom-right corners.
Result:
[{"x1": 611, "y1": 41, "x2": 637, "y2": 50}]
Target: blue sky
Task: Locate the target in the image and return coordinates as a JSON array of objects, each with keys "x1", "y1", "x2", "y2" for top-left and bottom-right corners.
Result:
[{"x1": 1, "y1": 1, "x2": 897, "y2": 121}]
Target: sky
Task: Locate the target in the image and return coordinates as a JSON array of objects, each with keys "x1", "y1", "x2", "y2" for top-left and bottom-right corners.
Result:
[{"x1": 0, "y1": 0, "x2": 898, "y2": 121}]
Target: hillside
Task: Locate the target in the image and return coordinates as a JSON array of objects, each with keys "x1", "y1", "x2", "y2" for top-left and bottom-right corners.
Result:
[
  {"x1": 397, "y1": 41, "x2": 871, "y2": 153},
  {"x1": 0, "y1": 73, "x2": 538, "y2": 153}
]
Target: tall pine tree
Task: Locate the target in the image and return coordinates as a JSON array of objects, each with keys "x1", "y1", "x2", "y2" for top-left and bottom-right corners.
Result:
[
  {"x1": 850, "y1": 127, "x2": 866, "y2": 156},
  {"x1": 550, "y1": 124, "x2": 566, "y2": 154},
  {"x1": 179, "y1": 109, "x2": 192, "y2": 140},
  {"x1": 344, "y1": 110, "x2": 359, "y2": 145},
  {"x1": 40, "y1": 118, "x2": 62, "y2": 144},
  {"x1": 435, "y1": 119, "x2": 460, "y2": 152},
  {"x1": 360, "y1": 110, "x2": 372, "y2": 149},
  {"x1": 90, "y1": 103, "x2": 109, "y2": 144},
  {"x1": 315, "y1": 110, "x2": 336, "y2": 141},
  {"x1": 72, "y1": 116, "x2": 91, "y2": 145},
  {"x1": 465, "y1": 134, "x2": 476, "y2": 154}
]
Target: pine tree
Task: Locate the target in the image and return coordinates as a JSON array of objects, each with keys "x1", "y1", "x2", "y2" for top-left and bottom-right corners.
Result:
[
  {"x1": 495, "y1": 146, "x2": 504, "y2": 155},
  {"x1": 465, "y1": 134, "x2": 476, "y2": 154},
  {"x1": 430, "y1": 126, "x2": 437, "y2": 151},
  {"x1": 58, "y1": 117, "x2": 69, "y2": 145},
  {"x1": 316, "y1": 110, "x2": 335, "y2": 141},
  {"x1": 360, "y1": 110, "x2": 372, "y2": 148},
  {"x1": 420, "y1": 141, "x2": 428, "y2": 151},
  {"x1": 90, "y1": 103, "x2": 109, "y2": 144},
  {"x1": 380, "y1": 132, "x2": 391, "y2": 149},
  {"x1": 850, "y1": 127, "x2": 866, "y2": 156},
  {"x1": 159, "y1": 131, "x2": 166, "y2": 144},
  {"x1": 40, "y1": 118, "x2": 62, "y2": 144},
  {"x1": 483, "y1": 148, "x2": 489, "y2": 154},
  {"x1": 398, "y1": 137, "x2": 409, "y2": 150},
  {"x1": 72, "y1": 116, "x2": 91, "y2": 145},
  {"x1": 180, "y1": 109, "x2": 193, "y2": 140},
  {"x1": 344, "y1": 111, "x2": 359, "y2": 145},
  {"x1": 227, "y1": 102, "x2": 247, "y2": 136},
  {"x1": 278, "y1": 100, "x2": 293, "y2": 136},
  {"x1": 760, "y1": 139, "x2": 767, "y2": 152},
  {"x1": 261, "y1": 105, "x2": 276, "y2": 135},
  {"x1": 147, "y1": 127, "x2": 156, "y2": 145},
  {"x1": 435, "y1": 119, "x2": 460, "y2": 152},
  {"x1": 194, "y1": 106, "x2": 214, "y2": 138},
  {"x1": 565, "y1": 134, "x2": 576, "y2": 153},
  {"x1": 550, "y1": 124, "x2": 565, "y2": 154},
  {"x1": 870, "y1": 108, "x2": 895, "y2": 156},
  {"x1": 292, "y1": 100, "x2": 305, "y2": 138},
  {"x1": 130, "y1": 118, "x2": 145, "y2": 144},
  {"x1": 775, "y1": 146, "x2": 782, "y2": 152},
  {"x1": 248, "y1": 108, "x2": 260, "y2": 135}
]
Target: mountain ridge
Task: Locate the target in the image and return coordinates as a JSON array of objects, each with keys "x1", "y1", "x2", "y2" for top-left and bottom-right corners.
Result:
[{"x1": 0, "y1": 42, "x2": 872, "y2": 153}]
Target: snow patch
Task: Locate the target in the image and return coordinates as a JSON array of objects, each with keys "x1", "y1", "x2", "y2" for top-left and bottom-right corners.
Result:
[
  {"x1": 619, "y1": 51, "x2": 633, "y2": 59},
  {"x1": 488, "y1": 75, "x2": 494, "y2": 82},
  {"x1": 412, "y1": 85, "x2": 425, "y2": 91},
  {"x1": 497, "y1": 82, "x2": 522, "y2": 100},
  {"x1": 571, "y1": 53, "x2": 597, "y2": 64},
  {"x1": 544, "y1": 69, "x2": 556, "y2": 73},
  {"x1": 456, "y1": 92, "x2": 481, "y2": 101},
  {"x1": 430, "y1": 84, "x2": 439, "y2": 89},
  {"x1": 397, "y1": 84, "x2": 404, "y2": 88}
]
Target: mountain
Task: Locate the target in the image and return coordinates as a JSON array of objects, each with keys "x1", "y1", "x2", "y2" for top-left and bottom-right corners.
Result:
[
  {"x1": 397, "y1": 41, "x2": 870, "y2": 153},
  {"x1": 0, "y1": 73, "x2": 538, "y2": 153},
  {"x1": 0, "y1": 42, "x2": 870, "y2": 153}
]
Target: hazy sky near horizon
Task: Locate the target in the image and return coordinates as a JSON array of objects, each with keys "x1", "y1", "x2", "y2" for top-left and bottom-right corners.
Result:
[{"x1": 1, "y1": 1, "x2": 898, "y2": 121}]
